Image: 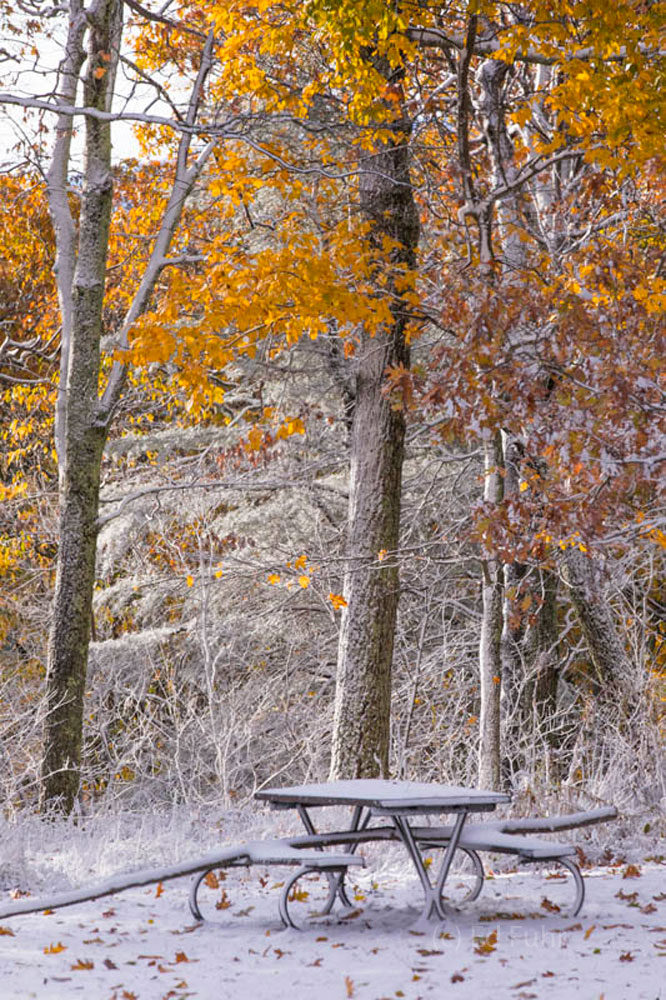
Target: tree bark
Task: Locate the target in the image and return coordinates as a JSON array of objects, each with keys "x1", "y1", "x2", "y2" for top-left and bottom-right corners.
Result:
[
  {"x1": 561, "y1": 547, "x2": 634, "y2": 700},
  {"x1": 477, "y1": 433, "x2": 504, "y2": 790},
  {"x1": 40, "y1": 7, "x2": 215, "y2": 812},
  {"x1": 329, "y1": 66, "x2": 419, "y2": 779},
  {"x1": 41, "y1": 0, "x2": 122, "y2": 812}
]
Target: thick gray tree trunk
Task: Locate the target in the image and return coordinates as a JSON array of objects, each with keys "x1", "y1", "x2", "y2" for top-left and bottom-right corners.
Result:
[
  {"x1": 40, "y1": 5, "x2": 215, "y2": 811},
  {"x1": 41, "y1": 0, "x2": 122, "y2": 811},
  {"x1": 329, "y1": 69, "x2": 419, "y2": 779},
  {"x1": 561, "y1": 548, "x2": 634, "y2": 700}
]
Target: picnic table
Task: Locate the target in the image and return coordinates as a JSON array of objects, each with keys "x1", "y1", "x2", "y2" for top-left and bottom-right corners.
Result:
[
  {"x1": 255, "y1": 779, "x2": 510, "y2": 923},
  {"x1": 0, "y1": 780, "x2": 615, "y2": 928}
]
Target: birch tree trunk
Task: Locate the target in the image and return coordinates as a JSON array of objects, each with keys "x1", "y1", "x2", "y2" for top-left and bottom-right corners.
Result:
[{"x1": 329, "y1": 66, "x2": 419, "y2": 779}]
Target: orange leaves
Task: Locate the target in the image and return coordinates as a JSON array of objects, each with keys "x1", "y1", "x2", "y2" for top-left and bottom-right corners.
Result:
[
  {"x1": 44, "y1": 941, "x2": 67, "y2": 954},
  {"x1": 70, "y1": 957, "x2": 95, "y2": 970},
  {"x1": 329, "y1": 592, "x2": 347, "y2": 610},
  {"x1": 473, "y1": 928, "x2": 498, "y2": 955}
]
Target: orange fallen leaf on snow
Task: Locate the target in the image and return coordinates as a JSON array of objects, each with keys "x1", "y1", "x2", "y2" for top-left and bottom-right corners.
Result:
[
  {"x1": 622, "y1": 864, "x2": 642, "y2": 879},
  {"x1": 44, "y1": 942, "x2": 67, "y2": 954},
  {"x1": 70, "y1": 958, "x2": 94, "y2": 970},
  {"x1": 474, "y1": 929, "x2": 498, "y2": 955},
  {"x1": 155, "y1": 882, "x2": 164, "y2": 898},
  {"x1": 0, "y1": 926, "x2": 15, "y2": 936}
]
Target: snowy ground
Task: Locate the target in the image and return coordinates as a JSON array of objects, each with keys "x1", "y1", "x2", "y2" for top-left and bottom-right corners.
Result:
[{"x1": 0, "y1": 808, "x2": 664, "y2": 1000}]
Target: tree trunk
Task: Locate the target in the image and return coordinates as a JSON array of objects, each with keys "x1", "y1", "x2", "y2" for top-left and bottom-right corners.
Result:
[
  {"x1": 39, "y1": 7, "x2": 214, "y2": 812},
  {"x1": 329, "y1": 67, "x2": 419, "y2": 779},
  {"x1": 41, "y1": 0, "x2": 123, "y2": 812},
  {"x1": 562, "y1": 547, "x2": 634, "y2": 700},
  {"x1": 477, "y1": 433, "x2": 504, "y2": 790}
]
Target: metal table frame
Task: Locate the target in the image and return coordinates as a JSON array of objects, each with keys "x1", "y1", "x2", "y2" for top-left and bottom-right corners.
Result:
[{"x1": 255, "y1": 780, "x2": 510, "y2": 923}]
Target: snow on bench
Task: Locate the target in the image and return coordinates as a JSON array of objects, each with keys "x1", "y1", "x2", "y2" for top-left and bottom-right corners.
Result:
[
  {"x1": 411, "y1": 806, "x2": 618, "y2": 916},
  {"x1": 0, "y1": 839, "x2": 363, "y2": 923}
]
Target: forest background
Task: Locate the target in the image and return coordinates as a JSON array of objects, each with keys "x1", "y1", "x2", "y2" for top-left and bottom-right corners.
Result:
[{"x1": 0, "y1": 0, "x2": 664, "y2": 835}]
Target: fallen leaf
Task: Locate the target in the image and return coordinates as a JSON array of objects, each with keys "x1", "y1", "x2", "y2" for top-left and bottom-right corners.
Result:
[
  {"x1": 0, "y1": 926, "x2": 15, "y2": 936},
  {"x1": 619, "y1": 952, "x2": 635, "y2": 962},
  {"x1": 70, "y1": 958, "x2": 94, "y2": 970},
  {"x1": 474, "y1": 929, "x2": 498, "y2": 955},
  {"x1": 44, "y1": 942, "x2": 67, "y2": 954},
  {"x1": 584, "y1": 925, "x2": 596, "y2": 940},
  {"x1": 345, "y1": 976, "x2": 354, "y2": 997},
  {"x1": 155, "y1": 882, "x2": 164, "y2": 898},
  {"x1": 622, "y1": 864, "x2": 642, "y2": 879},
  {"x1": 103, "y1": 958, "x2": 117, "y2": 969},
  {"x1": 417, "y1": 948, "x2": 443, "y2": 956},
  {"x1": 541, "y1": 897, "x2": 561, "y2": 913},
  {"x1": 451, "y1": 972, "x2": 465, "y2": 983},
  {"x1": 174, "y1": 951, "x2": 190, "y2": 963}
]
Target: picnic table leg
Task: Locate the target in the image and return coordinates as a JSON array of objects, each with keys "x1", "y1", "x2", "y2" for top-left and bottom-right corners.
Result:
[
  {"x1": 392, "y1": 812, "x2": 469, "y2": 922},
  {"x1": 294, "y1": 804, "x2": 368, "y2": 911}
]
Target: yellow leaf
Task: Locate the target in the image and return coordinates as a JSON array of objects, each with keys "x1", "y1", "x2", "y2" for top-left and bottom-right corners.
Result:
[
  {"x1": 247, "y1": 426, "x2": 263, "y2": 451},
  {"x1": 71, "y1": 958, "x2": 94, "y2": 970},
  {"x1": 268, "y1": 573, "x2": 281, "y2": 585},
  {"x1": 44, "y1": 942, "x2": 67, "y2": 954},
  {"x1": 298, "y1": 575, "x2": 310, "y2": 588},
  {"x1": 519, "y1": 481, "x2": 528, "y2": 492},
  {"x1": 294, "y1": 554, "x2": 307, "y2": 570},
  {"x1": 186, "y1": 575, "x2": 194, "y2": 587},
  {"x1": 377, "y1": 549, "x2": 387, "y2": 561},
  {"x1": 329, "y1": 592, "x2": 347, "y2": 610}
]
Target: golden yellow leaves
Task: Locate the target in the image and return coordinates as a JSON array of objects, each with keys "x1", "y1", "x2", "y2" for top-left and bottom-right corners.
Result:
[
  {"x1": 329, "y1": 593, "x2": 347, "y2": 610},
  {"x1": 473, "y1": 928, "x2": 498, "y2": 955},
  {"x1": 44, "y1": 941, "x2": 67, "y2": 954},
  {"x1": 70, "y1": 957, "x2": 95, "y2": 970}
]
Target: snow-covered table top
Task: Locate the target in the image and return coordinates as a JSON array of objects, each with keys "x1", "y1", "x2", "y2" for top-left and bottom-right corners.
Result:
[{"x1": 256, "y1": 779, "x2": 510, "y2": 812}]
